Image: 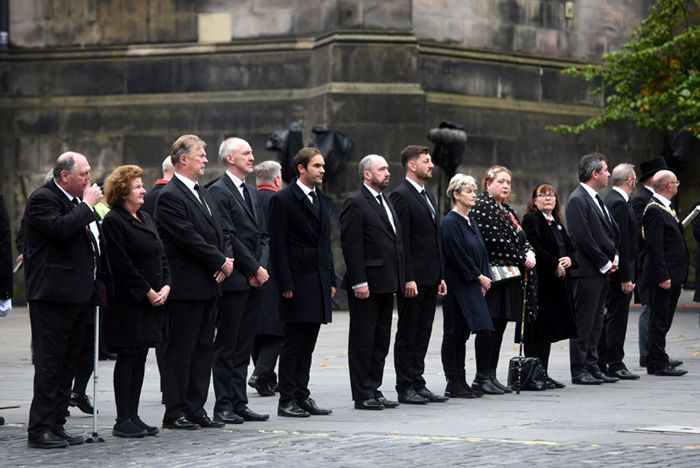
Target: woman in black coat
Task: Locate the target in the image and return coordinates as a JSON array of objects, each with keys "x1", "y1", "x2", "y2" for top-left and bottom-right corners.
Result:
[
  {"x1": 102, "y1": 165, "x2": 171, "y2": 438},
  {"x1": 521, "y1": 184, "x2": 577, "y2": 389},
  {"x1": 440, "y1": 174, "x2": 493, "y2": 398}
]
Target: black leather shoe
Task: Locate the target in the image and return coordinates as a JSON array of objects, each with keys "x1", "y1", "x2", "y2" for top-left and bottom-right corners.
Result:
[
  {"x1": 445, "y1": 380, "x2": 479, "y2": 399},
  {"x1": 297, "y1": 398, "x2": 332, "y2": 415},
  {"x1": 609, "y1": 368, "x2": 640, "y2": 380},
  {"x1": 654, "y1": 365, "x2": 687, "y2": 376},
  {"x1": 189, "y1": 415, "x2": 224, "y2": 428},
  {"x1": 132, "y1": 416, "x2": 159, "y2": 435},
  {"x1": 472, "y1": 373, "x2": 504, "y2": 395},
  {"x1": 670, "y1": 359, "x2": 684, "y2": 368},
  {"x1": 354, "y1": 399, "x2": 384, "y2": 410},
  {"x1": 163, "y1": 416, "x2": 199, "y2": 430},
  {"x1": 546, "y1": 377, "x2": 566, "y2": 389},
  {"x1": 416, "y1": 387, "x2": 449, "y2": 402},
  {"x1": 113, "y1": 419, "x2": 148, "y2": 438},
  {"x1": 397, "y1": 388, "x2": 429, "y2": 404},
  {"x1": 69, "y1": 392, "x2": 95, "y2": 415},
  {"x1": 278, "y1": 401, "x2": 310, "y2": 417},
  {"x1": 235, "y1": 405, "x2": 270, "y2": 421},
  {"x1": 214, "y1": 410, "x2": 244, "y2": 424},
  {"x1": 571, "y1": 373, "x2": 604, "y2": 385},
  {"x1": 249, "y1": 377, "x2": 276, "y2": 397},
  {"x1": 28, "y1": 431, "x2": 69, "y2": 449},
  {"x1": 53, "y1": 428, "x2": 84, "y2": 445},
  {"x1": 374, "y1": 392, "x2": 399, "y2": 408},
  {"x1": 590, "y1": 370, "x2": 619, "y2": 383}
]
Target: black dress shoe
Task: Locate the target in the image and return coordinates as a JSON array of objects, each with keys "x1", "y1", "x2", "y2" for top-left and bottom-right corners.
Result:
[
  {"x1": 235, "y1": 405, "x2": 270, "y2": 421},
  {"x1": 28, "y1": 431, "x2": 69, "y2": 449},
  {"x1": 670, "y1": 359, "x2": 684, "y2": 368},
  {"x1": 472, "y1": 373, "x2": 504, "y2": 395},
  {"x1": 297, "y1": 398, "x2": 332, "y2": 415},
  {"x1": 53, "y1": 428, "x2": 85, "y2": 445},
  {"x1": 214, "y1": 410, "x2": 244, "y2": 424},
  {"x1": 113, "y1": 419, "x2": 148, "y2": 438},
  {"x1": 278, "y1": 401, "x2": 310, "y2": 417},
  {"x1": 590, "y1": 370, "x2": 619, "y2": 383},
  {"x1": 132, "y1": 416, "x2": 160, "y2": 435},
  {"x1": 545, "y1": 377, "x2": 566, "y2": 389},
  {"x1": 397, "y1": 388, "x2": 429, "y2": 404},
  {"x1": 249, "y1": 376, "x2": 276, "y2": 397},
  {"x1": 69, "y1": 392, "x2": 95, "y2": 415},
  {"x1": 416, "y1": 387, "x2": 449, "y2": 402},
  {"x1": 571, "y1": 373, "x2": 604, "y2": 385},
  {"x1": 354, "y1": 399, "x2": 383, "y2": 410},
  {"x1": 444, "y1": 380, "x2": 479, "y2": 398},
  {"x1": 374, "y1": 392, "x2": 399, "y2": 408},
  {"x1": 653, "y1": 365, "x2": 688, "y2": 376},
  {"x1": 163, "y1": 416, "x2": 199, "y2": 430},
  {"x1": 609, "y1": 368, "x2": 640, "y2": 380},
  {"x1": 189, "y1": 415, "x2": 224, "y2": 428}
]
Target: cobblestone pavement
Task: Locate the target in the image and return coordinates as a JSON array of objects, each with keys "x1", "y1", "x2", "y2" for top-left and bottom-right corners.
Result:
[{"x1": 1, "y1": 297, "x2": 700, "y2": 467}]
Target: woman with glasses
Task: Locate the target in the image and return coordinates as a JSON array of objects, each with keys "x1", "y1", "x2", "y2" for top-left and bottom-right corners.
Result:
[{"x1": 521, "y1": 184, "x2": 577, "y2": 388}]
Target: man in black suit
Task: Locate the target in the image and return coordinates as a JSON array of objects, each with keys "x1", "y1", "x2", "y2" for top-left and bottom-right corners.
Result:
[
  {"x1": 24, "y1": 152, "x2": 103, "y2": 448},
  {"x1": 209, "y1": 137, "x2": 270, "y2": 424},
  {"x1": 249, "y1": 160, "x2": 285, "y2": 397},
  {"x1": 598, "y1": 163, "x2": 640, "y2": 380},
  {"x1": 389, "y1": 145, "x2": 447, "y2": 404},
  {"x1": 155, "y1": 134, "x2": 233, "y2": 430},
  {"x1": 630, "y1": 157, "x2": 667, "y2": 367},
  {"x1": 642, "y1": 170, "x2": 688, "y2": 376},
  {"x1": 341, "y1": 154, "x2": 404, "y2": 410},
  {"x1": 142, "y1": 155, "x2": 173, "y2": 216},
  {"x1": 269, "y1": 147, "x2": 336, "y2": 417},
  {"x1": 565, "y1": 153, "x2": 620, "y2": 385}
]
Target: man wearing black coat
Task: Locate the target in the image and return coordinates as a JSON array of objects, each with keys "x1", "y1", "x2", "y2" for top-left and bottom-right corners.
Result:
[
  {"x1": 642, "y1": 170, "x2": 688, "y2": 376},
  {"x1": 24, "y1": 152, "x2": 104, "y2": 448},
  {"x1": 389, "y1": 145, "x2": 447, "y2": 404},
  {"x1": 341, "y1": 154, "x2": 405, "y2": 410},
  {"x1": 565, "y1": 153, "x2": 620, "y2": 385},
  {"x1": 155, "y1": 135, "x2": 233, "y2": 430},
  {"x1": 209, "y1": 137, "x2": 270, "y2": 424},
  {"x1": 141, "y1": 155, "x2": 173, "y2": 216},
  {"x1": 598, "y1": 163, "x2": 640, "y2": 380},
  {"x1": 269, "y1": 147, "x2": 336, "y2": 417}
]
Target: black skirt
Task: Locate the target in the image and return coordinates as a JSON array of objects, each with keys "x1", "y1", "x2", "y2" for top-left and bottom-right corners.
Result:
[{"x1": 485, "y1": 279, "x2": 521, "y2": 322}]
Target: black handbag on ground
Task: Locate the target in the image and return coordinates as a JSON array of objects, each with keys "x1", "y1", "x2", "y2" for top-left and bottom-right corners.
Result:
[{"x1": 507, "y1": 356, "x2": 547, "y2": 391}]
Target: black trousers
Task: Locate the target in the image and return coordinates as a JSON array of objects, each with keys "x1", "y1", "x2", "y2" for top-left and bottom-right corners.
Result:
[
  {"x1": 213, "y1": 289, "x2": 260, "y2": 413},
  {"x1": 348, "y1": 292, "x2": 394, "y2": 401},
  {"x1": 394, "y1": 283, "x2": 438, "y2": 391},
  {"x1": 162, "y1": 298, "x2": 217, "y2": 421},
  {"x1": 473, "y1": 318, "x2": 508, "y2": 373},
  {"x1": 647, "y1": 285, "x2": 682, "y2": 371},
  {"x1": 28, "y1": 300, "x2": 89, "y2": 436},
  {"x1": 252, "y1": 335, "x2": 283, "y2": 384},
  {"x1": 278, "y1": 322, "x2": 321, "y2": 405},
  {"x1": 598, "y1": 280, "x2": 633, "y2": 371},
  {"x1": 441, "y1": 308, "x2": 471, "y2": 379},
  {"x1": 570, "y1": 275, "x2": 608, "y2": 377}
]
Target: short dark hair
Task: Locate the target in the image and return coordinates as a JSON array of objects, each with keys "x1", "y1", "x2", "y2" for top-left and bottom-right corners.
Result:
[
  {"x1": 400, "y1": 145, "x2": 430, "y2": 167},
  {"x1": 578, "y1": 153, "x2": 606, "y2": 183},
  {"x1": 171, "y1": 134, "x2": 206, "y2": 166},
  {"x1": 293, "y1": 147, "x2": 322, "y2": 176},
  {"x1": 526, "y1": 183, "x2": 562, "y2": 223}
]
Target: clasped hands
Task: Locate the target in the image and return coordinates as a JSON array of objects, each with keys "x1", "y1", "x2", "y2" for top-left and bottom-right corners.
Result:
[
  {"x1": 213, "y1": 257, "x2": 234, "y2": 283},
  {"x1": 146, "y1": 285, "x2": 171, "y2": 307}
]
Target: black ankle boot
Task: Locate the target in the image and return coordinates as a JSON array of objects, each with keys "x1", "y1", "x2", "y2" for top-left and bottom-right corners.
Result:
[
  {"x1": 472, "y1": 372, "x2": 504, "y2": 395},
  {"x1": 445, "y1": 376, "x2": 478, "y2": 399},
  {"x1": 490, "y1": 369, "x2": 512, "y2": 393}
]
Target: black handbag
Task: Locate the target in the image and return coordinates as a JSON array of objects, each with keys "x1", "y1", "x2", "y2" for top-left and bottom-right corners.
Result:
[{"x1": 508, "y1": 356, "x2": 547, "y2": 391}]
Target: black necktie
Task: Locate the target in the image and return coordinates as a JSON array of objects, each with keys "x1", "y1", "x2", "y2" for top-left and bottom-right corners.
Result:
[
  {"x1": 595, "y1": 194, "x2": 611, "y2": 225},
  {"x1": 194, "y1": 184, "x2": 211, "y2": 215},
  {"x1": 72, "y1": 198, "x2": 80, "y2": 206},
  {"x1": 309, "y1": 190, "x2": 320, "y2": 217},
  {"x1": 421, "y1": 189, "x2": 436, "y2": 220},
  {"x1": 241, "y1": 184, "x2": 253, "y2": 213}
]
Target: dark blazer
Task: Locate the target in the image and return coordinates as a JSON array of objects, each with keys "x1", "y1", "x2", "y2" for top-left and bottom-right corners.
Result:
[
  {"x1": 24, "y1": 181, "x2": 99, "y2": 303},
  {"x1": 142, "y1": 180, "x2": 168, "y2": 216},
  {"x1": 605, "y1": 189, "x2": 638, "y2": 284},
  {"x1": 642, "y1": 196, "x2": 689, "y2": 287},
  {"x1": 340, "y1": 186, "x2": 405, "y2": 294},
  {"x1": 440, "y1": 211, "x2": 492, "y2": 333},
  {"x1": 154, "y1": 175, "x2": 227, "y2": 301},
  {"x1": 102, "y1": 205, "x2": 170, "y2": 349},
  {"x1": 388, "y1": 179, "x2": 442, "y2": 286},
  {"x1": 565, "y1": 184, "x2": 620, "y2": 277},
  {"x1": 269, "y1": 181, "x2": 336, "y2": 324},
  {"x1": 256, "y1": 187, "x2": 283, "y2": 335},
  {"x1": 0, "y1": 195, "x2": 11, "y2": 301},
  {"x1": 522, "y1": 211, "x2": 577, "y2": 342},
  {"x1": 209, "y1": 174, "x2": 269, "y2": 291}
]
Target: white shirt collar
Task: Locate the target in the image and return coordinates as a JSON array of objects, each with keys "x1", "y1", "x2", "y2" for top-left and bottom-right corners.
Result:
[
  {"x1": 579, "y1": 182, "x2": 600, "y2": 200},
  {"x1": 174, "y1": 171, "x2": 197, "y2": 191},
  {"x1": 612, "y1": 186, "x2": 629, "y2": 202},
  {"x1": 53, "y1": 180, "x2": 77, "y2": 202},
  {"x1": 226, "y1": 170, "x2": 245, "y2": 188},
  {"x1": 655, "y1": 193, "x2": 672, "y2": 207},
  {"x1": 364, "y1": 183, "x2": 382, "y2": 199},
  {"x1": 405, "y1": 177, "x2": 424, "y2": 193},
  {"x1": 644, "y1": 184, "x2": 655, "y2": 194},
  {"x1": 295, "y1": 178, "x2": 316, "y2": 197}
]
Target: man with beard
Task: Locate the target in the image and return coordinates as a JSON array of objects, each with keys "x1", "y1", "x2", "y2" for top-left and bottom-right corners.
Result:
[
  {"x1": 341, "y1": 155, "x2": 405, "y2": 410},
  {"x1": 389, "y1": 145, "x2": 447, "y2": 404}
]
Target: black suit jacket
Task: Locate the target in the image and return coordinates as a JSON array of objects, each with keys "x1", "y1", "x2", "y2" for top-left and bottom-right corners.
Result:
[
  {"x1": 605, "y1": 189, "x2": 638, "y2": 284},
  {"x1": 340, "y1": 186, "x2": 405, "y2": 294},
  {"x1": 23, "y1": 181, "x2": 100, "y2": 303},
  {"x1": 269, "y1": 181, "x2": 336, "y2": 324},
  {"x1": 142, "y1": 180, "x2": 168, "y2": 216},
  {"x1": 565, "y1": 184, "x2": 620, "y2": 277},
  {"x1": 209, "y1": 175, "x2": 269, "y2": 292},
  {"x1": 388, "y1": 179, "x2": 442, "y2": 287},
  {"x1": 642, "y1": 196, "x2": 689, "y2": 287},
  {"x1": 0, "y1": 195, "x2": 11, "y2": 300},
  {"x1": 154, "y1": 175, "x2": 227, "y2": 301}
]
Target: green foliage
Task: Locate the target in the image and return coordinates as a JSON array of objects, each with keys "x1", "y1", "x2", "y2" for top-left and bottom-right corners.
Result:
[{"x1": 549, "y1": 0, "x2": 700, "y2": 138}]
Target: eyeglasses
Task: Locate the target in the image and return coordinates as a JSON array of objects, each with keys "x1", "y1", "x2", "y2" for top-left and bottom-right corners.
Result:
[
  {"x1": 670, "y1": 180, "x2": 680, "y2": 187},
  {"x1": 536, "y1": 193, "x2": 555, "y2": 199}
]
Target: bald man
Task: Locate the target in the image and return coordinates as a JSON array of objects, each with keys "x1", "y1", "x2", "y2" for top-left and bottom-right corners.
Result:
[{"x1": 24, "y1": 152, "x2": 104, "y2": 448}]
